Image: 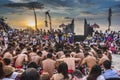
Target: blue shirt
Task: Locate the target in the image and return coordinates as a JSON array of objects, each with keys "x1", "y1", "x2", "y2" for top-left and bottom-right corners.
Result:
[{"x1": 103, "y1": 69, "x2": 119, "y2": 79}]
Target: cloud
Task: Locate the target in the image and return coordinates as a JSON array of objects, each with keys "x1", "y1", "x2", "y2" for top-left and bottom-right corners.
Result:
[
  {"x1": 38, "y1": 0, "x2": 67, "y2": 7},
  {"x1": 110, "y1": 4, "x2": 120, "y2": 16},
  {"x1": 77, "y1": 0, "x2": 96, "y2": 6},
  {"x1": 4, "y1": 0, "x2": 97, "y2": 17},
  {"x1": 0, "y1": 0, "x2": 119, "y2": 30},
  {"x1": 75, "y1": 10, "x2": 108, "y2": 21},
  {"x1": 61, "y1": 0, "x2": 66, "y2": 1},
  {"x1": 64, "y1": 17, "x2": 73, "y2": 19},
  {"x1": 113, "y1": 4, "x2": 120, "y2": 8},
  {"x1": 9, "y1": 0, "x2": 37, "y2": 3},
  {"x1": 81, "y1": 11, "x2": 95, "y2": 15},
  {"x1": 9, "y1": 0, "x2": 24, "y2": 3},
  {"x1": 4, "y1": 2, "x2": 44, "y2": 9},
  {"x1": 2, "y1": 1, "x2": 44, "y2": 16},
  {"x1": 77, "y1": 0, "x2": 95, "y2": 3},
  {"x1": 114, "y1": 0, "x2": 120, "y2": 1}
]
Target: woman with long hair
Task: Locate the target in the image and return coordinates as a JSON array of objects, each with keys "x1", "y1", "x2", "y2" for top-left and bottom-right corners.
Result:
[
  {"x1": 85, "y1": 65, "x2": 105, "y2": 80},
  {"x1": 51, "y1": 62, "x2": 71, "y2": 80}
]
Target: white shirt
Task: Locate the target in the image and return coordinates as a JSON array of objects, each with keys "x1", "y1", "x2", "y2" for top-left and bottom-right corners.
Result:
[
  {"x1": 10, "y1": 72, "x2": 19, "y2": 79},
  {"x1": 2, "y1": 78, "x2": 14, "y2": 80}
]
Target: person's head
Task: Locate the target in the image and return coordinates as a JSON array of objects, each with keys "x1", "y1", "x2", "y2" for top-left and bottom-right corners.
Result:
[
  {"x1": 16, "y1": 48, "x2": 21, "y2": 55},
  {"x1": 58, "y1": 62, "x2": 69, "y2": 79},
  {"x1": 37, "y1": 51, "x2": 42, "y2": 56},
  {"x1": 84, "y1": 46, "x2": 91, "y2": 51},
  {"x1": 84, "y1": 52, "x2": 89, "y2": 57},
  {"x1": 47, "y1": 53, "x2": 52, "y2": 59},
  {"x1": 48, "y1": 48, "x2": 54, "y2": 53},
  {"x1": 65, "y1": 53, "x2": 70, "y2": 57},
  {"x1": 44, "y1": 47, "x2": 48, "y2": 51},
  {"x1": 57, "y1": 48, "x2": 62, "y2": 52},
  {"x1": 41, "y1": 72, "x2": 50, "y2": 80},
  {"x1": 87, "y1": 65, "x2": 102, "y2": 80},
  {"x1": 64, "y1": 50, "x2": 71, "y2": 57},
  {"x1": 72, "y1": 69, "x2": 83, "y2": 80},
  {"x1": 97, "y1": 49, "x2": 103, "y2": 58},
  {"x1": 19, "y1": 43, "x2": 25, "y2": 50},
  {"x1": 4, "y1": 66, "x2": 15, "y2": 78},
  {"x1": 27, "y1": 47, "x2": 31, "y2": 53},
  {"x1": 0, "y1": 60, "x2": 5, "y2": 78},
  {"x1": 102, "y1": 46, "x2": 108, "y2": 52},
  {"x1": 23, "y1": 52, "x2": 28, "y2": 55},
  {"x1": 20, "y1": 68, "x2": 40, "y2": 80},
  {"x1": 75, "y1": 49, "x2": 80, "y2": 53},
  {"x1": 6, "y1": 46, "x2": 13, "y2": 53},
  {"x1": 33, "y1": 47, "x2": 37, "y2": 53},
  {"x1": 3, "y1": 58, "x2": 11, "y2": 65},
  {"x1": 64, "y1": 50, "x2": 68, "y2": 54},
  {"x1": 103, "y1": 60, "x2": 111, "y2": 70},
  {"x1": 28, "y1": 62, "x2": 38, "y2": 70}
]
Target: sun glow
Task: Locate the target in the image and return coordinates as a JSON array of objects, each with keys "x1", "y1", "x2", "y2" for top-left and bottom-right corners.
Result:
[{"x1": 27, "y1": 20, "x2": 35, "y2": 27}]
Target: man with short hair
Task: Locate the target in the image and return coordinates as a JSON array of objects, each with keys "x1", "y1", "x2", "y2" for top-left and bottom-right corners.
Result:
[
  {"x1": 42, "y1": 53, "x2": 56, "y2": 77},
  {"x1": 97, "y1": 50, "x2": 109, "y2": 66},
  {"x1": 3, "y1": 58, "x2": 22, "y2": 80},
  {"x1": 3, "y1": 47, "x2": 14, "y2": 62},
  {"x1": 72, "y1": 69, "x2": 83, "y2": 80},
  {"x1": 31, "y1": 51, "x2": 42, "y2": 66},
  {"x1": 41, "y1": 47, "x2": 49, "y2": 59},
  {"x1": 81, "y1": 52, "x2": 97, "y2": 72},
  {"x1": 102, "y1": 60, "x2": 119, "y2": 79},
  {"x1": 15, "y1": 52, "x2": 28, "y2": 69},
  {"x1": 57, "y1": 51, "x2": 81, "y2": 74},
  {"x1": 29, "y1": 47, "x2": 37, "y2": 62}
]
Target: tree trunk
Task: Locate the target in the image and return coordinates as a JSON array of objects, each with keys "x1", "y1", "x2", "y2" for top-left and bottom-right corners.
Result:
[
  {"x1": 49, "y1": 14, "x2": 52, "y2": 31},
  {"x1": 33, "y1": 7, "x2": 39, "y2": 31}
]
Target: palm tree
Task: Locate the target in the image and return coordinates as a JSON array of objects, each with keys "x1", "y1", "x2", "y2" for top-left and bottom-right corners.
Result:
[
  {"x1": 28, "y1": 2, "x2": 44, "y2": 31},
  {"x1": 31, "y1": 3, "x2": 39, "y2": 31}
]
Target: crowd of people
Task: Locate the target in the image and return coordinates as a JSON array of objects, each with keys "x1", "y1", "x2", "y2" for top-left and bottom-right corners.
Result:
[
  {"x1": 85, "y1": 30, "x2": 120, "y2": 54},
  {"x1": 0, "y1": 29, "x2": 120, "y2": 80}
]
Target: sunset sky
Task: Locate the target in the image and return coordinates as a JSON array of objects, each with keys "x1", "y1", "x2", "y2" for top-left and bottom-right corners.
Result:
[{"x1": 0, "y1": 0, "x2": 120, "y2": 34}]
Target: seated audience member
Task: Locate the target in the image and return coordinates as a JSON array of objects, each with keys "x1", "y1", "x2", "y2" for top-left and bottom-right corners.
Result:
[
  {"x1": 102, "y1": 60, "x2": 119, "y2": 79},
  {"x1": 30, "y1": 51, "x2": 42, "y2": 66},
  {"x1": 57, "y1": 51, "x2": 81, "y2": 74},
  {"x1": 51, "y1": 62, "x2": 72, "y2": 80},
  {"x1": 81, "y1": 52, "x2": 97, "y2": 72},
  {"x1": 3, "y1": 58, "x2": 11, "y2": 66},
  {"x1": 42, "y1": 53, "x2": 56, "y2": 77},
  {"x1": 72, "y1": 69, "x2": 83, "y2": 80},
  {"x1": 15, "y1": 52, "x2": 28, "y2": 69},
  {"x1": 97, "y1": 49, "x2": 109, "y2": 66},
  {"x1": 3, "y1": 66, "x2": 15, "y2": 80},
  {"x1": 3, "y1": 58, "x2": 23, "y2": 80},
  {"x1": 27, "y1": 62, "x2": 38, "y2": 70},
  {"x1": 3, "y1": 47, "x2": 13, "y2": 63},
  {"x1": 83, "y1": 65, "x2": 105, "y2": 80},
  {"x1": 41, "y1": 72, "x2": 50, "y2": 80},
  {"x1": 20, "y1": 68, "x2": 40, "y2": 80}
]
